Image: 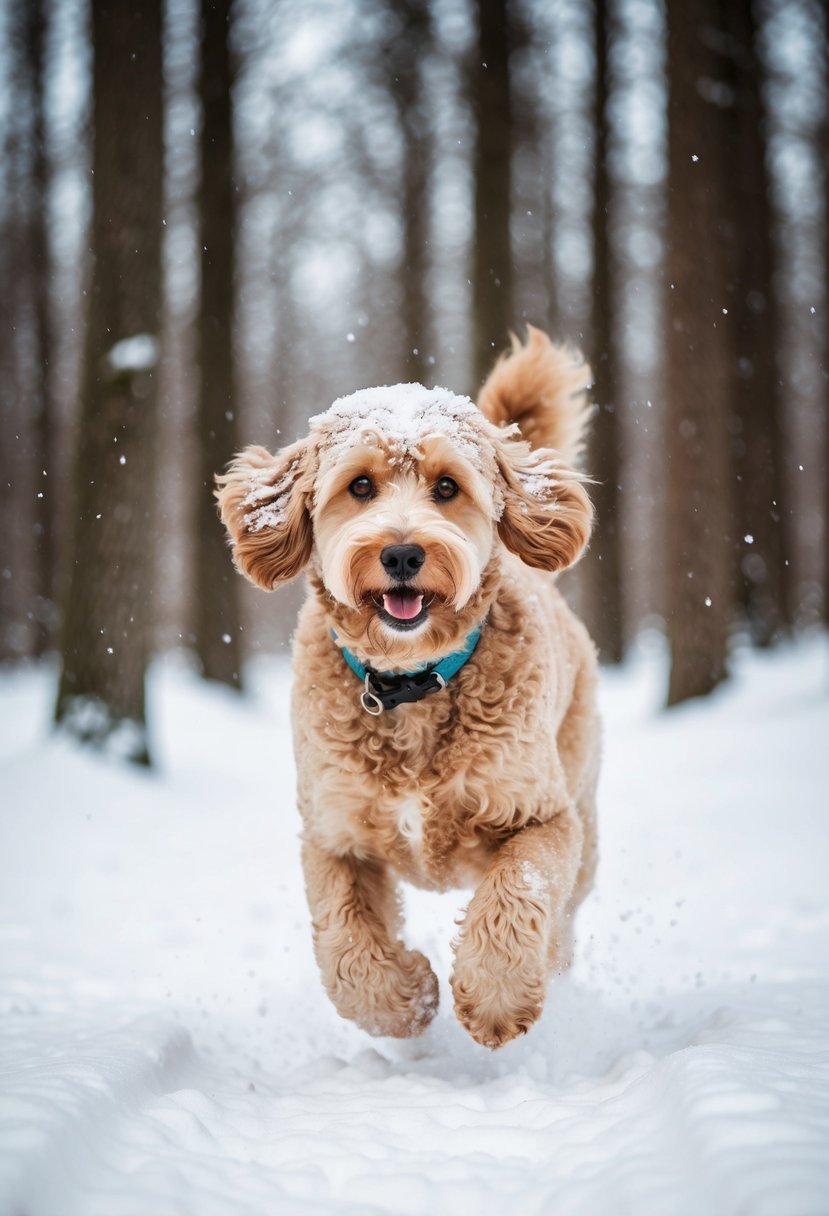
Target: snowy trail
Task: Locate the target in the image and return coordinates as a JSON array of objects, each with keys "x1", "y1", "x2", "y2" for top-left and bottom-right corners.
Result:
[{"x1": 1, "y1": 640, "x2": 828, "y2": 1215}]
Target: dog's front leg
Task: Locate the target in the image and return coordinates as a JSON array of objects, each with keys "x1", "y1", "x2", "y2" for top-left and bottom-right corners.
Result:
[
  {"x1": 450, "y1": 806, "x2": 584, "y2": 1049},
  {"x1": 301, "y1": 837, "x2": 439, "y2": 1038}
]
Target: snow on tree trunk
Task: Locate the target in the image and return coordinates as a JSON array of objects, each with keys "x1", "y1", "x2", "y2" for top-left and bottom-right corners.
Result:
[{"x1": 54, "y1": 0, "x2": 163, "y2": 765}]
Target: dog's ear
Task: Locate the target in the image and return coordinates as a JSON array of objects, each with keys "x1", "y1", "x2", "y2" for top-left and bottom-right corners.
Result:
[
  {"x1": 495, "y1": 438, "x2": 593, "y2": 573},
  {"x1": 215, "y1": 437, "x2": 314, "y2": 590}
]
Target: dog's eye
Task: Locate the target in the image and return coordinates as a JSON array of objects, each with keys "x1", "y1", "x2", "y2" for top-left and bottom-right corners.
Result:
[
  {"x1": 434, "y1": 476, "x2": 459, "y2": 502},
  {"x1": 348, "y1": 476, "x2": 374, "y2": 500}
]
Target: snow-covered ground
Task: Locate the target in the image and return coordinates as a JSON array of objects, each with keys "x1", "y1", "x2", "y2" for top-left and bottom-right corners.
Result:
[{"x1": 1, "y1": 636, "x2": 827, "y2": 1216}]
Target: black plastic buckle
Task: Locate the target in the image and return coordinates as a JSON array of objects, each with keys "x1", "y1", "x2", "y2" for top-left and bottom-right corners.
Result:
[{"x1": 360, "y1": 668, "x2": 445, "y2": 715}]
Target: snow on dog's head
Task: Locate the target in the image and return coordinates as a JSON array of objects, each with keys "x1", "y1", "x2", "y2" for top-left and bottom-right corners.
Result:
[{"x1": 216, "y1": 380, "x2": 591, "y2": 666}]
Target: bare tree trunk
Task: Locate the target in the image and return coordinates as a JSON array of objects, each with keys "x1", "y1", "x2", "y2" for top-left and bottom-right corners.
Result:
[
  {"x1": 823, "y1": 16, "x2": 829, "y2": 630},
  {"x1": 664, "y1": 0, "x2": 733, "y2": 706},
  {"x1": 54, "y1": 0, "x2": 164, "y2": 764},
  {"x1": 542, "y1": 132, "x2": 560, "y2": 339},
  {"x1": 0, "y1": 20, "x2": 25, "y2": 663},
  {"x1": 25, "y1": 0, "x2": 58, "y2": 656},
  {"x1": 385, "y1": 0, "x2": 433, "y2": 384},
  {"x1": 194, "y1": 0, "x2": 244, "y2": 689},
  {"x1": 584, "y1": 0, "x2": 624, "y2": 664},
  {"x1": 724, "y1": 0, "x2": 786, "y2": 647},
  {"x1": 0, "y1": 189, "x2": 18, "y2": 661},
  {"x1": 471, "y1": 0, "x2": 514, "y2": 389}
]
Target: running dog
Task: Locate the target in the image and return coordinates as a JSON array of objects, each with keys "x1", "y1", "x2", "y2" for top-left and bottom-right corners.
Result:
[{"x1": 217, "y1": 327, "x2": 599, "y2": 1048}]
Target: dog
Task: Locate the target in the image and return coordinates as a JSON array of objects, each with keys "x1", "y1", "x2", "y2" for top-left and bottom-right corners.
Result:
[{"x1": 217, "y1": 327, "x2": 600, "y2": 1049}]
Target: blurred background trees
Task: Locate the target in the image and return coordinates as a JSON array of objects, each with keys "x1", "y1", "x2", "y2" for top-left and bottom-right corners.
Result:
[
  {"x1": 0, "y1": 0, "x2": 826, "y2": 760},
  {"x1": 53, "y1": 0, "x2": 164, "y2": 763}
]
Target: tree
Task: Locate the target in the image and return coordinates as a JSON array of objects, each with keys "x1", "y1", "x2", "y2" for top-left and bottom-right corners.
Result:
[
  {"x1": 0, "y1": 0, "x2": 54, "y2": 661},
  {"x1": 0, "y1": 205, "x2": 18, "y2": 660},
  {"x1": 54, "y1": 1, "x2": 164, "y2": 764},
  {"x1": 822, "y1": 12, "x2": 829, "y2": 631},
  {"x1": 384, "y1": 0, "x2": 434, "y2": 385},
  {"x1": 664, "y1": 0, "x2": 733, "y2": 706},
  {"x1": 584, "y1": 0, "x2": 624, "y2": 664},
  {"x1": 24, "y1": 0, "x2": 58, "y2": 657},
  {"x1": 0, "y1": 11, "x2": 26, "y2": 662},
  {"x1": 471, "y1": 0, "x2": 514, "y2": 389},
  {"x1": 194, "y1": 0, "x2": 244, "y2": 689},
  {"x1": 723, "y1": 0, "x2": 786, "y2": 646}
]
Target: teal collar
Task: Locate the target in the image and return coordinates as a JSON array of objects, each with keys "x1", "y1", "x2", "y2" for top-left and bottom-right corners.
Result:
[{"x1": 332, "y1": 624, "x2": 483, "y2": 715}]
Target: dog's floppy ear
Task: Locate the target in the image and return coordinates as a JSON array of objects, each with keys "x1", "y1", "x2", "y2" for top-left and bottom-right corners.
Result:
[
  {"x1": 495, "y1": 438, "x2": 593, "y2": 573},
  {"x1": 215, "y1": 437, "x2": 314, "y2": 590}
]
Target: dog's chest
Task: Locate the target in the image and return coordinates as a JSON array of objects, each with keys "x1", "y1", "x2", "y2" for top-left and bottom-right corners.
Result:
[
  {"x1": 368, "y1": 789, "x2": 429, "y2": 875},
  {"x1": 393, "y1": 796, "x2": 425, "y2": 851},
  {"x1": 381, "y1": 794, "x2": 434, "y2": 879},
  {"x1": 371, "y1": 785, "x2": 495, "y2": 889}
]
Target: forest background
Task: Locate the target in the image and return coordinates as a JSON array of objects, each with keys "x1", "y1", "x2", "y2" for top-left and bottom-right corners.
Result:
[{"x1": 0, "y1": 0, "x2": 826, "y2": 764}]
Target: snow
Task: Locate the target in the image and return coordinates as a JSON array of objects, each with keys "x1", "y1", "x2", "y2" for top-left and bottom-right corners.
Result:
[
  {"x1": 310, "y1": 383, "x2": 507, "y2": 469},
  {"x1": 1, "y1": 636, "x2": 828, "y2": 1215},
  {"x1": 520, "y1": 861, "x2": 548, "y2": 899},
  {"x1": 105, "y1": 333, "x2": 159, "y2": 374},
  {"x1": 515, "y1": 460, "x2": 561, "y2": 500},
  {"x1": 242, "y1": 457, "x2": 302, "y2": 531}
]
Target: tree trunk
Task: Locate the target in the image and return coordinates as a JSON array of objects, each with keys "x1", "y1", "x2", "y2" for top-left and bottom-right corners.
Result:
[
  {"x1": 25, "y1": 0, "x2": 58, "y2": 656},
  {"x1": 823, "y1": 17, "x2": 829, "y2": 631},
  {"x1": 471, "y1": 0, "x2": 514, "y2": 389},
  {"x1": 542, "y1": 131, "x2": 560, "y2": 340},
  {"x1": 385, "y1": 0, "x2": 433, "y2": 385},
  {"x1": 0, "y1": 195, "x2": 18, "y2": 661},
  {"x1": 724, "y1": 0, "x2": 786, "y2": 647},
  {"x1": 664, "y1": 0, "x2": 733, "y2": 707},
  {"x1": 584, "y1": 0, "x2": 624, "y2": 664},
  {"x1": 194, "y1": 0, "x2": 244, "y2": 689},
  {"x1": 54, "y1": 0, "x2": 164, "y2": 764},
  {"x1": 0, "y1": 16, "x2": 25, "y2": 663}
]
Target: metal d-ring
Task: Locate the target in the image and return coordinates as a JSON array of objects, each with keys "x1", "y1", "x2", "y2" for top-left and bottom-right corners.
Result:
[{"x1": 360, "y1": 673, "x2": 384, "y2": 715}]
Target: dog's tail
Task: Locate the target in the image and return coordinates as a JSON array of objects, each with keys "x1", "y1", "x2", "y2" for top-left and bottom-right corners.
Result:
[{"x1": 476, "y1": 326, "x2": 593, "y2": 466}]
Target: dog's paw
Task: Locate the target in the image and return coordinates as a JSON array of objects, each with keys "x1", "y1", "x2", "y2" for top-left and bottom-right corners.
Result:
[
  {"x1": 451, "y1": 961, "x2": 546, "y2": 1049},
  {"x1": 370, "y1": 948, "x2": 440, "y2": 1038},
  {"x1": 330, "y1": 946, "x2": 439, "y2": 1039},
  {"x1": 450, "y1": 864, "x2": 556, "y2": 1048}
]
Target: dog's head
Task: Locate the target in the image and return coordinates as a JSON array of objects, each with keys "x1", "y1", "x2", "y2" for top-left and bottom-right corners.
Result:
[{"x1": 217, "y1": 384, "x2": 592, "y2": 664}]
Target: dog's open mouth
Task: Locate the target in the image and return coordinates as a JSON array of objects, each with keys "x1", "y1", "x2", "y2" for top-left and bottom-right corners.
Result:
[{"x1": 373, "y1": 587, "x2": 431, "y2": 631}]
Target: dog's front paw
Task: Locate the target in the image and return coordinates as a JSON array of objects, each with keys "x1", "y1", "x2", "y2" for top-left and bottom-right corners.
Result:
[
  {"x1": 450, "y1": 867, "x2": 554, "y2": 1048},
  {"x1": 451, "y1": 956, "x2": 546, "y2": 1049},
  {"x1": 329, "y1": 945, "x2": 439, "y2": 1039},
  {"x1": 367, "y1": 947, "x2": 440, "y2": 1038}
]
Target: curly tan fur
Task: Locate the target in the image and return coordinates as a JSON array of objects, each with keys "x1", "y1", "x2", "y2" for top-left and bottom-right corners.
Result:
[
  {"x1": 477, "y1": 324, "x2": 594, "y2": 464},
  {"x1": 217, "y1": 329, "x2": 600, "y2": 1049},
  {"x1": 215, "y1": 438, "x2": 315, "y2": 589}
]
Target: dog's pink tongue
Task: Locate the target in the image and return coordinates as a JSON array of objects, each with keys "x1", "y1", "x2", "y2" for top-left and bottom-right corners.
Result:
[{"x1": 383, "y1": 592, "x2": 424, "y2": 621}]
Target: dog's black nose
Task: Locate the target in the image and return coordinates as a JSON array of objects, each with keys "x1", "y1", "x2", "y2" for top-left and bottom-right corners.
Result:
[{"x1": 380, "y1": 544, "x2": 425, "y2": 581}]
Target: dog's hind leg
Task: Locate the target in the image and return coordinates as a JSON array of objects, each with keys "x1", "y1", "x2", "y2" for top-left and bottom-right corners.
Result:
[
  {"x1": 450, "y1": 806, "x2": 584, "y2": 1049},
  {"x1": 301, "y1": 837, "x2": 439, "y2": 1038}
]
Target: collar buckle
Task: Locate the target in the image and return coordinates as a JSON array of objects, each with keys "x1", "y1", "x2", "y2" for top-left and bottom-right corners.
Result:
[
  {"x1": 360, "y1": 667, "x2": 443, "y2": 715},
  {"x1": 360, "y1": 673, "x2": 384, "y2": 716}
]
